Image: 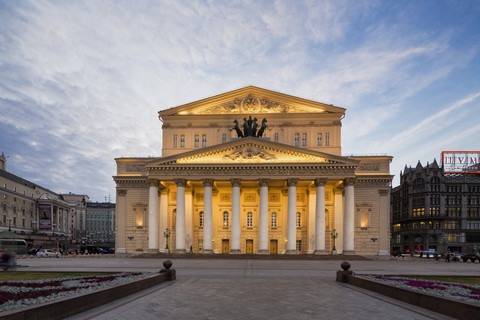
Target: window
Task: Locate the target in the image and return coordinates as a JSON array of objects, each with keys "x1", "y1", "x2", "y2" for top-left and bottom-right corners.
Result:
[
  {"x1": 2, "y1": 204, "x2": 6, "y2": 224},
  {"x1": 202, "y1": 134, "x2": 207, "y2": 147},
  {"x1": 199, "y1": 211, "x2": 204, "y2": 227},
  {"x1": 468, "y1": 207, "x2": 480, "y2": 218},
  {"x1": 22, "y1": 209, "x2": 26, "y2": 227},
  {"x1": 194, "y1": 134, "x2": 199, "y2": 148},
  {"x1": 247, "y1": 212, "x2": 253, "y2": 227},
  {"x1": 431, "y1": 177, "x2": 441, "y2": 192},
  {"x1": 467, "y1": 221, "x2": 480, "y2": 229},
  {"x1": 429, "y1": 207, "x2": 440, "y2": 217},
  {"x1": 301, "y1": 133, "x2": 307, "y2": 146},
  {"x1": 447, "y1": 207, "x2": 461, "y2": 217},
  {"x1": 317, "y1": 133, "x2": 322, "y2": 146},
  {"x1": 223, "y1": 211, "x2": 229, "y2": 227},
  {"x1": 296, "y1": 240, "x2": 302, "y2": 251},
  {"x1": 271, "y1": 212, "x2": 277, "y2": 227},
  {"x1": 325, "y1": 132, "x2": 330, "y2": 146},
  {"x1": 414, "y1": 179, "x2": 425, "y2": 193},
  {"x1": 296, "y1": 212, "x2": 301, "y2": 228},
  {"x1": 294, "y1": 133, "x2": 299, "y2": 146},
  {"x1": 274, "y1": 132, "x2": 279, "y2": 142},
  {"x1": 444, "y1": 220, "x2": 460, "y2": 229},
  {"x1": 360, "y1": 211, "x2": 368, "y2": 229},
  {"x1": 173, "y1": 134, "x2": 178, "y2": 148},
  {"x1": 222, "y1": 133, "x2": 227, "y2": 143},
  {"x1": 180, "y1": 135, "x2": 185, "y2": 148}
]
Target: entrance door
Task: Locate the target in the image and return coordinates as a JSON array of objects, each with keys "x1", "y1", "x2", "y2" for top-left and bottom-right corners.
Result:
[
  {"x1": 222, "y1": 239, "x2": 230, "y2": 254},
  {"x1": 270, "y1": 240, "x2": 278, "y2": 254},
  {"x1": 246, "y1": 239, "x2": 253, "y2": 254}
]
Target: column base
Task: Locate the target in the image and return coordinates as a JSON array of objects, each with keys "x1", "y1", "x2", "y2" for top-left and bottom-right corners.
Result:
[
  {"x1": 147, "y1": 248, "x2": 159, "y2": 254},
  {"x1": 115, "y1": 248, "x2": 126, "y2": 254},
  {"x1": 285, "y1": 250, "x2": 298, "y2": 255},
  {"x1": 202, "y1": 249, "x2": 214, "y2": 254},
  {"x1": 175, "y1": 249, "x2": 186, "y2": 254},
  {"x1": 229, "y1": 249, "x2": 242, "y2": 254},
  {"x1": 314, "y1": 250, "x2": 328, "y2": 255},
  {"x1": 257, "y1": 250, "x2": 269, "y2": 255},
  {"x1": 343, "y1": 250, "x2": 356, "y2": 255},
  {"x1": 378, "y1": 250, "x2": 390, "y2": 256}
]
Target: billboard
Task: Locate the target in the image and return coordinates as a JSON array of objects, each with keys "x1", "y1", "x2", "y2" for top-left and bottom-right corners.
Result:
[
  {"x1": 38, "y1": 204, "x2": 52, "y2": 230},
  {"x1": 442, "y1": 151, "x2": 480, "y2": 173}
]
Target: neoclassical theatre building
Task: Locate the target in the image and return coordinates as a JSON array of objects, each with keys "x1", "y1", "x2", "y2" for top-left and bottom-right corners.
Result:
[{"x1": 114, "y1": 86, "x2": 393, "y2": 256}]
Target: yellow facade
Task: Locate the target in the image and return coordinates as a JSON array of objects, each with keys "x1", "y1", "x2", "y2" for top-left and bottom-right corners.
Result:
[{"x1": 114, "y1": 86, "x2": 393, "y2": 256}]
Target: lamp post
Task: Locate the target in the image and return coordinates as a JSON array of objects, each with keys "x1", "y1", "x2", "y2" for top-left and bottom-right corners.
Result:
[
  {"x1": 163, "y1": 228, "x2": 170, "y2": 253},
  {"x1": 331, "y1": 228, "x2": 338, "y2": 254},
  {"x1": 6, "y1": 218, "x2": 12, "y2": 231}
]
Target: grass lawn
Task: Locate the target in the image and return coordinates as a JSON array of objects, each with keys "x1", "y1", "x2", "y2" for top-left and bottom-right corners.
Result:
[
  {"x1": 0, "y1": 272, "x2": 115, "y2": 281},
  {"x1": 402, "y1": 275, "x2": 480, "y2": 286}
]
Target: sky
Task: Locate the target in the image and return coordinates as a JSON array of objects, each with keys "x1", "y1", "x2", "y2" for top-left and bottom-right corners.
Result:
[{"x1": 1, "y1": 0, "x2": 480, "y2": 202}]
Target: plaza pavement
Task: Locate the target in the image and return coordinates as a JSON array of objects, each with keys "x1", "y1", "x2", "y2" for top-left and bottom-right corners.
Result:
[{"x1": 18, "y1": 256, "x2": 480, "y2": 319}]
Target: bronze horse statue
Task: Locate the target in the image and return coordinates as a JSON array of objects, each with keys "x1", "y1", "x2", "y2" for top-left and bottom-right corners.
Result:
[
  {"x1": 232, "y1": 119, "x2": 243, "y2": 138},
  {"x1": 256, "y1": 118, "x2": 267, "y2": 137}
]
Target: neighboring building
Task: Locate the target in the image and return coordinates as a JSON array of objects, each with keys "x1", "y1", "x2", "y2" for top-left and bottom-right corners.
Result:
[
  {"x1": 0, "y1": 152, "x2": 73, "y2": 246},
  {"x1": 85, "y1": 202, "x2": 115, "y2": 243},
  {"x1": 114, "y1": 86, "x2": 393, "y2": 255},
  {"x1": 391, "y1": 159, "x2": 480, "y2": 254},
  {"x1": 61, "y1": 193, "x2": 90, "y2": 240}
]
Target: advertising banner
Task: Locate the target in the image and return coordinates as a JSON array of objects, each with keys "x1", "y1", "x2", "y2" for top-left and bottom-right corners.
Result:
[
  {"x1": 442, "y1": 151, "x2": 480, "y2": 173},
  {"x1": 38, "y1": 204, "x2": 52, "y2": 230}
]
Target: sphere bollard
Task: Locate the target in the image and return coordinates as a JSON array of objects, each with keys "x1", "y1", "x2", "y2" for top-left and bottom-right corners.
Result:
[
  {"x1": 336, "y1": 261, "x2": 354, "y2": 282},
  {"x1": 159, "y1": 260, "x2": 176, "y2": 281}
]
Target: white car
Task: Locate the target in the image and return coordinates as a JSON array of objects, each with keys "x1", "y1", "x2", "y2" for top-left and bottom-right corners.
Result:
[{"x1": 36, "y1": 249, "x2": 60, "y2": 258}]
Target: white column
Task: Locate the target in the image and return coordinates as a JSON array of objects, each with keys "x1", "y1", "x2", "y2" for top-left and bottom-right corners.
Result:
[
  {"x1": 158, "y1": 187, "x2": 168, "y2": 252},
  {"x1": 343, "y1": 178, "x2": 356, "y2": 254},
  {"x1": 258, "y1": 178, "x2": 270, "y2": 254},
  {"x1": 175, "y1": 179, "x2": 186, "y2": 253},
  {"x1": 203, "y1": 179, "x2": 214, "y2": 254},
  {"x1": 56, "y1": 207, "x2": 60, "y2": 231},
  {"x1": 115, "y1": 189, "x2": 127, "y2": 254},
  {"x1": 148, "y1": 179, "x2": 159, "y2": 251},
  {"x1": 314, "y1": 178, "x2": 328, "y2": 254},
  {"x1": 230, "y1": 179, "x2": 241, "y2": 254},
  {"x1": 286, "y1": 178, "x2": 298, "y2": 254},
  {"x1": 378, "y1": 189, "x2": 390, "y2": 256}
]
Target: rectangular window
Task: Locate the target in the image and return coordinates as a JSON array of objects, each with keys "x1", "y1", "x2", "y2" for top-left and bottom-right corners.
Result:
[
  {"x1": 194, "y1": 134, "x2": 199, "y2": 148},
  {"x1": 301, "y1": 133, "x2": 307, "y2": 146},
  {"x1": 317, "y1": 133, "x2": 322, "y2": 146},
  {"x1": 274, "y1": 133, "x2": 279, "y2": 142},
  {"x1": 223, "y1": 211, "x2": 229, "y2": 227},
  {"x1": 180, "y1": 134, "x2": 185, "y2": 147},
  {"x1": 294, "y1": 133, "x2": 299, "y2": 146},
  {"x1": 202, "y1": 134, "x2": 207, "y2": 147},
  {"x1": 199, "y1": 211, "x2": 204, "y2": 228},
  {"x1": 325, "y1": 132, "x2": 330, "y2": 146},
  {"x1": 271, "y1": 212, "x2": 277, "y2": 227},
  {"x1": 173, "y1": 134, "x2": 177, "y2": 148},
  {"x1": 222, "y1": 133, "x2": 227, "y2": 143},
  {"x1": 296, "y1": 212, "x2": 301, "y2": 228},
  {"x1": 467, "y1": 221, "x2": 480, "y2": 229},
  {"x1": 247, "y1": 212, "x2": 253, "y2": 227},
  {"x1": 444, "y1": 220, "x2": 460, "y2": 229},
  {"x1": 296, "y1": 240, "x2": 302, "y2": 251}
]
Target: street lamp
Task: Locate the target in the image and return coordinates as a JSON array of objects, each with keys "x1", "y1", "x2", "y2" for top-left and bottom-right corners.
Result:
[
  {"x1": 6, "y1": 218, "x2": 12, "y2": 231},
  {"x1": 331, "y1": 228, "x2": 338, "y2": 254},
  {"x1": 163, "y1": 228, "x2": 171, "y2": 253}
]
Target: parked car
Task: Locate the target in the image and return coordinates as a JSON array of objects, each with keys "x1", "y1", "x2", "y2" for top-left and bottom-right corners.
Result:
[
  {"x1": 462, "y1": 253, "x2": 480, "y2": 263},
  {"x1": 451, "y1": 253, "x2": 462, "y2": 262},
  {"x1": 98, "y1": 246, "x2": 115, "y2": 254},
  {"x1": 36, "y1": 249, "x2": 60, "y2": 258}
]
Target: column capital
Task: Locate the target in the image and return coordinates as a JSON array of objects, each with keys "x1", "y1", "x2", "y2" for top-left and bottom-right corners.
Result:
[
  {"x1": 287, "y1": 178, "x2": 299, "y2": 187},
  {"x1": 230, "y1": 178, "x2": 242, "y2": 187},
  {"x1": 378, "y1": 189, "x2": 389, "y2": 196},
  {"x1": 314, "y1": 178, "x2": 328, "y2": 187},
  {"x1": 259, "y1": 178, "x2": 270, "y2": 187},
  {"x1": 147, "y1": 178, "x2": 159, "y2": 187},
  {"x1": 344, "y1": 177, "x2": 357, "y2": 187},
  {"x1": 117, "y1": 190, "x2": 127, "y2": 196},
  {"x1": 174, "y1": 178, "x2": 187, "y2": 187},
  {"x1": 202, "y1": 179, "x2": 214, "y2": 187}
]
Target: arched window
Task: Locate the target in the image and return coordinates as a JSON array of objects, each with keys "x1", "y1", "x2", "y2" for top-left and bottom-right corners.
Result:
[
  {"x1": 317, "y1": 133, "x2": 322, "y2": 146},
  {"x1": 223, "y1": 211, "x2": 229, "y2": 227},
  {"x1": 294, "y1": 133, "x2": 299, "y2": 146},
  {"x1": 13, "y1": 207, "x2": 17, "y2": 226},
  {"x1": 274, "y1": 132, "x2": 279, "y2": 142},
  {"x1": 199, "y1": 211, "x2": 204, "y2": 227},
  {"x1": 247, "y1": 212, "x2": 253, "y2": 227},
  {"x1": 302, "y1": 133, "x2": 307, "y2": 146},
  {"x1": 222, "y1": 133, "x2": 227, "y2": 143},
  {"x1": 296, "y1": 212, "x2": 301, "y2": 227},
  {"x1": 173, "y1": 134, "x2": 178, "y2": 148},
  {"x1": 194, "y1": 134, "x2": 199, "y2": 148},
  {"x1": 2, "y1": 204, "x2": 6, "y2": 224},
  {"x1": 22, "y1": 208, "x2": 26, "y2": 227},
  {"x1": 271, "y1": 212, "x2": 277, "y2": 227},
  {"x1": 202, "y1": 134, "x2": 207, "y2": 147},
  {"x1": 180, "y1": 135, "x2": 185, "y2": 147},
  {"x1": 325, "y1": 132, "x2": 330, "y2": 146}
]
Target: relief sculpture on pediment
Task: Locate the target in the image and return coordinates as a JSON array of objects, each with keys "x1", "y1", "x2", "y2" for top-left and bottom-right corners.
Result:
[
  {"x1": 223, "y1": 148, "x2": 277, "y2": 162},
  {"x1": 196, "y1": 95, "x2": 296, "y2": 114}
]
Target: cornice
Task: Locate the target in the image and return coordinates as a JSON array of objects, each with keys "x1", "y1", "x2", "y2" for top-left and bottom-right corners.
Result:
[{"x1": 113, "y1": 176, "x2": 149, "y2": 188}]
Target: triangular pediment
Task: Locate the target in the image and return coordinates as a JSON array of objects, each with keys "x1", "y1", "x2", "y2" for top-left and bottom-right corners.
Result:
[
  {"x1": 147, "y1": 137, "x2": 357, "y2": 167},
  {"x1": 158, "y1": 86, "x2": 345, "y2": 117}
]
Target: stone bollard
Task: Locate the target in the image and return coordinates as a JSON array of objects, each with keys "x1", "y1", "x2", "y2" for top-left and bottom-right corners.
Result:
[
  {"x1": 336, "y1": 261, "x2": 354, "y2": 283},
  {"x1": 159, "y1": 260, "x2": 176, "y2": 281}
]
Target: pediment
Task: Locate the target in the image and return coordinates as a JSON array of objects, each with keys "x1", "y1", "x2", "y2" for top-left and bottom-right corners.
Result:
[
  {"x1": 159, "y1": 86, "x2": 345, "y2": 117},
  {"x1": 147, "y1": 137, "x2": 357, "y2": 166}
]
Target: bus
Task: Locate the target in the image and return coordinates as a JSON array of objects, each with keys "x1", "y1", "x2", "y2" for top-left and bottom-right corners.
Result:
[{"x1": 0, "y1": 239, "x2": 28, "y2": 254}]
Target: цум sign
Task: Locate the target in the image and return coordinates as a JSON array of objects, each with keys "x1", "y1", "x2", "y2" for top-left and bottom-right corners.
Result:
[{"x1": 442, "y1": 151, "x2": 480, "y2": 173}]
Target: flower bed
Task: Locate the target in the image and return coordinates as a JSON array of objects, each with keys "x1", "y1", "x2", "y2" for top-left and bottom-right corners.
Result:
[
  {"x1": 361, "y1": 275, "x2": 480, "y2": 304},
  {"x1": 0, "y1": 272, "x2": 155, "y2": 312}
]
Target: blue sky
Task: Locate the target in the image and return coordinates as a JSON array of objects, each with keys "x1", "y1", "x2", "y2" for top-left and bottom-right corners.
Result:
[{"x1": 1, "y1": 0, "x2": 479, "y2": 202}]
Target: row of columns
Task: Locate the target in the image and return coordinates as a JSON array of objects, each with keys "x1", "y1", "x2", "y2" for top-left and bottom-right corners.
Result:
[{"x1": 147, "y1": 178, "x2": 356, "y2": 254}]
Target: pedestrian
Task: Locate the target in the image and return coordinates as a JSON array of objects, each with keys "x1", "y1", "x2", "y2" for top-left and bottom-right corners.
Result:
[{"x1": 445, "y1": 253, "x2": 451, "y2": 262}]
